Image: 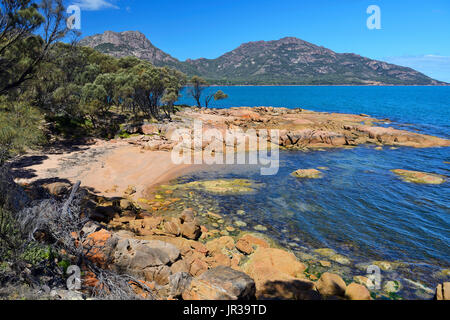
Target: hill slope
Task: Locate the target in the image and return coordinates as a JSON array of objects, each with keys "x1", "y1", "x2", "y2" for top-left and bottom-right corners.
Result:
[{"x1": 80, "y1": 31, "x2": 446, "y2": 85}]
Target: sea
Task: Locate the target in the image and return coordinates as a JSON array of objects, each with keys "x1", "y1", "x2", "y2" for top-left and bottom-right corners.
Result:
[{"x1": 174, "y1": 86, "x2": 450, "y2": 299}]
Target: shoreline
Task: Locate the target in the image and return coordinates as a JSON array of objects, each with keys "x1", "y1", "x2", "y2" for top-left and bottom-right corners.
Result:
[
  {"x1": 13, "y1": 141, "x2": 196, "y2": 202},
  {"x1": 10, "y1": 106, "x2": 449, "y2": 301},
  {"x1": 207, "y1": 84, "x2": 450, "y2": 87}
]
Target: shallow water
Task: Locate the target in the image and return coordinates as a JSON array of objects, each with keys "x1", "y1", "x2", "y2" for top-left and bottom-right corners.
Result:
[{"x1": 172, "y1": 86, "x2": 450, "y2": 299}]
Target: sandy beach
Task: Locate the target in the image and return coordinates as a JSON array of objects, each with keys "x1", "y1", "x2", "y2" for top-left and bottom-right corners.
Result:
[{"x1": 13, "y1": 140, "x2": 194, "y2": 201}]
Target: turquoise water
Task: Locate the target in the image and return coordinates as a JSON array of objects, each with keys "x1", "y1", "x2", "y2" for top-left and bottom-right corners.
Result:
[{"x1": 178, "y1": 86, "x2": 450, "y2": 298}]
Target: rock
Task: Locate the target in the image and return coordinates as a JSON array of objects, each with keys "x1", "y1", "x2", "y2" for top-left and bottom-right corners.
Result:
[
  {"x1": 124, "y1": 185, "x2": 136, "y2": 196},
  {"x1": 45, "y1": 182, "x2": 71, "y2": 196},
  {"x1": 240, "y1": 234, "x2": 270, "y2": 249},
  {"x1": 84, "y1": 232, "x2": 182, "y2": 284},
  {"x1": 164, "y1": 218, "x2": 182, "y2": 236},
  {"x1": 291, "y1": 169, "x2": 323, "y2": 179},
  {"x1": 236, "y1": 239, "x2": 254, "y2": 255},
  {"x1": 83, "y1": 229, "x2": 115, "y2": 268},
  {"x1": 206, "y1": 236, "x2": 235, "y2": 256},
  {"x1": 81, "y1": 221, "x2": 102, "y2": 238},
  {"x1": 243, "y1": 247, "x2": 306, "y2": 278},
  {"x1": 330, "y1": 254, "x2": 351, "y2": 265},
  {"x1": 145, "y1": 265, "x2": 171, "y2": 285},
  {"x1": 353, "y1": 276, "x2": 375, "y2": 289},
  {"x1": 169, "y1": 272, "x2": 192, "y2": 297},
  {"x1": 435, "y1": 282, "x2": 450, "y2": 300},
  {"x1": 119, "y1": 199, "x2": 133, "y2": 210},
  {"x1": 383, "y1": 280, "x2": 401, "y2": 294},
  {"x1": 189, "y1": 258, "x2": 209, "y2": 277},
  {"x1": 391, "y1": 169, "x2": 445, "y2": 185},
  {"x1": 242, "y1": 247, "x2": 308, "y2": 299},
  {"x1": 315, "y1": 273, "x2": 347, "y2": 297},
  {"x1": 345, "y1": 283, "x2": 371, "y2": 300},
  {"x1": 114, "y1": 238, "x2": 180, "y2": 268},
  {"x1": 234, "y1": 220, "x2": 247, "y2": 227},
  {"x1": 258, "y1": 278, "x2": 320, "y2": 300},
  {"x1": 371, "y1": 260, "x2": 398, "y2": 271},
  {"x1": 181, "y1": 221, "x2": 201, "y2": 240},
  {"x1": 141, "y1": 123, "x2": 160, "y2": 135},
  {"x1": 206, "y1": 253, "x2": 232, "y2": 268},
  {"x1": 170, "y1": 179, "x2": 261, "y2": 195},
  {"x1": 180, "y1": 208, "x2": 195, "y2": 223},
  {"x1": 171, "y1": 259, "x2": 190, "y2": 274},
  {"x1": 253, "y1": 225, "x2": 268, "y2": 231},
  {"x1": 182, "y1": 266, "x2": 256, "y2": 300},
  {"x1": 50, "y1": 289, "x2": 85, "y2": 300},
  {"x1": 319, "y1": 260, "x2": 331, "y2": 267},
  {"x1": 314, "y1": 248, "x2": 336, "y2": 257},
  {"x1": 206, "y1": 211, "x2": 222, "y2": 220}
]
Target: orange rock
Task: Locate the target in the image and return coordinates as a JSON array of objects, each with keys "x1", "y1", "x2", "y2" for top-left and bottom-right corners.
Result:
[
  {"x1": 236, "y1": 239, "x2": 254, "y2": 255},
  {"x1": 83, "y1": 229, "x2": 113, "y2": 268},
  {"x1": 316, "y1": 272, "x2": 347, "y2": 297},
  {"x1": 206, "y1": 253, "x2": 232, "y2": 268},
  {"x1": 240, "y1": 234, "x2": 269, "y2": 248},
  {"x1": 189, "y1": 258, "x2": 209, "y2": 277},
  {"x1": 206, "y1": 236, "x2": 235, "y2": 255},
  {"x1": 245, "y1": 247, "x2": 306, "y2": 278},
  {"x1": 345, "y1": 283, "x2": 371, "y2": 300}
]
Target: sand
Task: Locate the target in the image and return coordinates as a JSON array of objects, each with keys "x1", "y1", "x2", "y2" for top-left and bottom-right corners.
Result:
[{"x1": 13, "y1": 140, "x2": 195, "y2": 200}]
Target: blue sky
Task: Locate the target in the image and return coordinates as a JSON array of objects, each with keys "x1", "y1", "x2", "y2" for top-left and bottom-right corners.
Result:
[{"x1": 68, "y1": 0, "x2": 450, "y2": 82}]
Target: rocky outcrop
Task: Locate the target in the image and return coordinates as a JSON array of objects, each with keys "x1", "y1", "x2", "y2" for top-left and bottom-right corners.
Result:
[
  {"x1": 391, "y1": 169, "x2": 446, "y2": 184},
  {"x1": 182, "y1": 266, "x2": 256, "y2": 300},
  {"x1": 83, "y1": 229, "x2": 181, "y2": 285},
  {"x1": 291, "y1": 169, "x2": 323, "y2": 179}
]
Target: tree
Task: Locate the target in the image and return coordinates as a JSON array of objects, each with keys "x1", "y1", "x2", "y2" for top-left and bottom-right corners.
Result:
[
  {"x1": 0, "y1": 0, "x2": 70, "y2": 95},
  {"x1": 0, "y1": 101, "x2": 43, "y2": 166},
  {"x1": 204, "y1": 90, "x2": 229, "y2": 108},
  {"x1": 187, "y1": 76, "x2": 208, "y2": 108}
]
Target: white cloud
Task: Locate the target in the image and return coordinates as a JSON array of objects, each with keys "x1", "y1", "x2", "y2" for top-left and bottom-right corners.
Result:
[
  {"x1": 73, "y1": 0, "x2": 119, "y2": 11},
  {"x1": 383, "y1": 55, "x2": 450, "y2": 83}
]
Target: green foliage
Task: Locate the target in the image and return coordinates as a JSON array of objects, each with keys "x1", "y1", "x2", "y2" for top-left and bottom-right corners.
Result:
[
  {"x1": 187, "y1": 76, "x2": 208, "y2": 108},
  {"x1": 0, "y1": 102, "x2": 44, "y2": 165},
  {"x1": 20, "y1": 244, "x2": 53, "y2": 266},
  {"x1": 57, "y1": 259, "x2": 71, "y2": 273},
  {"x1": 0, "y1": 206, "x2": 23, "y2": 263}
]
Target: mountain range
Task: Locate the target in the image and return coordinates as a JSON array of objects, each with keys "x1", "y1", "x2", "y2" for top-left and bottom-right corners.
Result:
[{"x1": 79, "y1": 31, "x2": 446, "y2": 85}]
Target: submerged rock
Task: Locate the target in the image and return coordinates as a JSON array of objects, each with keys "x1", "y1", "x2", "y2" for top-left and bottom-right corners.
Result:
[
  {"x1": 167, "y1": 179, "x2": 263, "y2": 195},
  {"x1": 291, "y1": 169, "x2": 323, "y2": 179},
  {"x1": 253, "y1": 225, "x2": 268, "y2": 232},
  {"x1": 391, "y1": 169, "x2": 446, "y2": 185},
  {"x1": 383, "y1": 280, "x2": 401, "y2": 294}
]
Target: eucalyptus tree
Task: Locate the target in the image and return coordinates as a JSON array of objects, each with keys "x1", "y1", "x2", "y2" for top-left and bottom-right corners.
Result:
[
  {"x1": 0, "y1": 0, "x2": 69, "y2": 95},
  {"x1": 204, "y1": 89, "x2": 229, "y2": 108},
  {"x1": 187, "y1": 75, "x2": 208, "y2": 108}
]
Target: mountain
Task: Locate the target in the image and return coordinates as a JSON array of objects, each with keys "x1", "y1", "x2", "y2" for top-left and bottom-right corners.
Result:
[{"x1": 79, "y1": 31, "x2": 447, "y2": 85}]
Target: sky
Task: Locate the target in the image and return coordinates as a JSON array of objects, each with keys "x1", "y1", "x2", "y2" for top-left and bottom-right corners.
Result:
[{"x1": 67, "y1": 0, "x2": 450, "y2": 82}]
